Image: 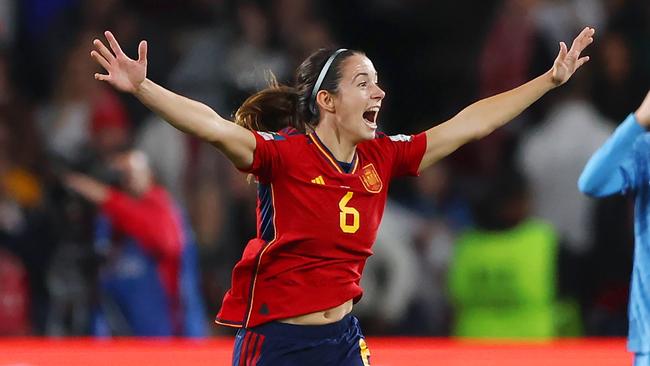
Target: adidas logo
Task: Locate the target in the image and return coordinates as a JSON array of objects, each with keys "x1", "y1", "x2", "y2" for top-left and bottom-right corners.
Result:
[{"x1": 311, "y1": 176, "x2": 325, "y2": 185}]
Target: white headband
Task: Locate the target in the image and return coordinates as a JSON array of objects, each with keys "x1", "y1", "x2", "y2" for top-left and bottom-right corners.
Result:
[{"x1": 309, "y1": 48, "x2": 348, "y2": 114}]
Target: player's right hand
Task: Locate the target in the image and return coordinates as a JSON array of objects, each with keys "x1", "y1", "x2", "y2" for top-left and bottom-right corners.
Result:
[{"x1": 90, "y1": 31, "x2": 147, "y2": 94}]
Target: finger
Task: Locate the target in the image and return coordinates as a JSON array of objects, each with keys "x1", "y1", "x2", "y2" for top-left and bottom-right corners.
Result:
[
  {"x1": 570, "y1": 27, "x2": 595, "y2": 53},
  {"x1": 558, "y1": 42, "x2": 568, "y2": 60},
  {"x1": 94, "y1": 73, "x2": 110, "y2": 81},
  {"x1": 90, "y1": 50, "x2": 111, "y2": 71},
  {"x1": 574, "y1": 32, "x2": 594, "y2": 53},
  {"x1": 566, "y1": 50, "x2": 580, "y2": 66},
  {"x1": 93, "y1": 39, "x2": 115, "y2": 62},
  {"x1": 576, "y1": 55, "x2": 590, "y2": 69},
  {"x1": 137, "y1": 40, "x2": 147, "y2": 64},
  {"x1": 570, "y1": 27, "x2": 592, "y2": 49},
  {"x1": 104, "y1": 31, "x2": 125, "y2": 57}
]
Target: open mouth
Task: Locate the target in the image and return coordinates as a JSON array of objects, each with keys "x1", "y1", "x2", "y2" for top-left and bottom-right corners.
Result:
[{"x1": 362, "y1": 108, "x2": 379, "y2": 128}]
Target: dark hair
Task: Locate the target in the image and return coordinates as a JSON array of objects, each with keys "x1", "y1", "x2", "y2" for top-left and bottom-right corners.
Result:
[{"x1": 234, "y1": 48, "x2": 361, "y2": 133}]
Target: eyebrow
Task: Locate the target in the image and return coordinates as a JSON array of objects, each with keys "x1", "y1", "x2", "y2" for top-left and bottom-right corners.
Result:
[{"x1": 352, "y1": 72, "x2": 379, "y2": 82}]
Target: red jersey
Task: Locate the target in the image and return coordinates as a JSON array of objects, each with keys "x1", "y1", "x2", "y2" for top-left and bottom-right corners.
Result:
[{"x1": 216, "y1": 130, "x2": 427, "y2": 328}]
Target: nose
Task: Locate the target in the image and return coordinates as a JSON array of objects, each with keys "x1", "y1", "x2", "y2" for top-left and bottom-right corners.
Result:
[{"x1": 372, "y1": 83, "x2": 386, "y2": 100}]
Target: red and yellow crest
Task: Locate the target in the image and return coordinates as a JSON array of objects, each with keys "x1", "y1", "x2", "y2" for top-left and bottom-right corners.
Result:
[{"x1": 360, "y1": 164, "x2": 382, "y2": 193}]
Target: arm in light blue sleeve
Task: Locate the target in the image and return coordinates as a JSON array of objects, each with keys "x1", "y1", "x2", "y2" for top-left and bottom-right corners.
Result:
[{"x1": 578, "y1": 113, "x2": 645, "y2": 197}]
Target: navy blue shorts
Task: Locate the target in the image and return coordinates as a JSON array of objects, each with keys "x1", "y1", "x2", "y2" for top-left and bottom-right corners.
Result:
[{"x1": 232, "y1": 314, "x2": 370, "y2": 366}]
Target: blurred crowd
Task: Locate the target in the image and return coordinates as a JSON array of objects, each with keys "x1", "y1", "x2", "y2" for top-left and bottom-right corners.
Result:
[{"x1": 0, "y1": 0, "x2": 649, "y2": 337}]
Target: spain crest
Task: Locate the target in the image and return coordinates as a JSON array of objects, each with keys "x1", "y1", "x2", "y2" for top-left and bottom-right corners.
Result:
[{"x1": 360, "y1": 164, "x2": 382, "y2": 193}]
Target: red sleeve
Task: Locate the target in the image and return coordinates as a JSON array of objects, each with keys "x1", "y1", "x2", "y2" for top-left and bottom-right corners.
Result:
[
  {"x1": 377, "y1": 132, "x2": 427, "y2": 178},
  {"x1": 238, "y1": 131, "x2": 284, "y2": 183},
  {"x1": 101, "y1": 187, "x2": 182, "y2": 259}
]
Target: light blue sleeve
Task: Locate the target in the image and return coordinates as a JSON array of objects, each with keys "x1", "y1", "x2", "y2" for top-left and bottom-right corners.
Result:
[{"x1": 578, "y1": 114, "x2": 646, "y2": 197}]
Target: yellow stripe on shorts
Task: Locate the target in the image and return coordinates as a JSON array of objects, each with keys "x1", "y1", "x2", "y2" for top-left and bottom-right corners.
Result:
[{"x1": 359, "y1": 338, "x2": 370, "y2": 366}]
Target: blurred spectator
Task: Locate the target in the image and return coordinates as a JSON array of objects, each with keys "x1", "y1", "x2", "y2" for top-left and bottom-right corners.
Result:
[
  {"x1": 519, "y1": 74, "x2": 612, "y2": 255},
  {"x1": 395, "y1": 163, "x2": 471, "y2": 335},
  {"x1": 518, "y1": 74, "x2": 613, "y2": 328},
  {"x1": 36, "y1": 35, "x2": 130, "y2": 168},
  {"x1": 454, "y1": 0, "x2": 553, "y2": 178},
  {"x1": 166, "y1": 0, "x2": 232, "y2": 116},
  {"x1": 478, "y1": 0, "x2": 549, "y2": 100},
  {"x1": 163, "y1": 3, "x2": 241, "y2": 283},
  {"x1": 447, "y1": 170, "x2": 578, "y2": 338},
  {"x1": 16, "y1": 0, "x2": 119, "y2": 100},
  {"x1": 196, "y1": 154, "x2": 257, "y2": 333},
  {"x1": 533, "y1": 0, "x2": 606, "y2": 56},
  {"x1": 0, "y1": 48, "x2": 57, "y2": 335},
  {"x1": 45, "y1": 235, "x2": 93, "y2": 336},
  {"x1": 0, "y1": 0, "x2": 16, "y2": 48},
  {"x1": 226, "y1": 1, "x2": 291, "y2": 96},
  {"x1": 89, "y1": 90, "x2": 131, "y2": 159},
  {"x1": 135, "y1": 116, "x2": 189, "y2": 203},
  {"x1": 0, "y1": 59, "x2": 43, "y2": 210},
  {"x1": 63, "y1": 150, "x2": 207, "y2": 337},
  {"x1": 0, "y1": 138, "x2": 31, "y2": 337},
  {"x1": 287, "y1": 19, "x2": 336, "y2": 67},
  {"x1": 355, "y1": 201, "x2": 419, "y2": 335},
  {"x1": 402, "y1": 163, "x2": 472, "y2": 232},
  {"x1": 271, "y1": 0, "x2": 336, "y2": 65},
  {"x1": 0, "y1": 248, "x2": 30, "y2": 335},
  {"x1": 0, "y1": 121, "x2": 30, "y2": 250},
  {"x1": 591, "y1": 31, "x2": 648, "y2": 123},
  {"x1": 272, "y1": 0, "x2": 314, "y2": 48},
  {"x1": 407, "y1": 218, "x2": 455, "y2": 336}
]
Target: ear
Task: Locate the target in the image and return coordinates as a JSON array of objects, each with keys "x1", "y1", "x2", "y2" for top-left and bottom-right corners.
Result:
[{"x1": 316, "y1": 90, "x2": 336, "y2": 114}]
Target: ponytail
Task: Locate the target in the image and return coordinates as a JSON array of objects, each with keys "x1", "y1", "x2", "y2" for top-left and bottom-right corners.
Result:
[
  {"x1": 235, "y1": 78, "x2": 315, "y2": 134},
  {"x1": 235, "y1": 48, "x2": 360, "y2": 134}
]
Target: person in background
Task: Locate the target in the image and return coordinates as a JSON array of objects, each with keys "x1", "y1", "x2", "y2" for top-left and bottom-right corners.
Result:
[
  {"x1": 63, "y1": 149, "x2": 206, "y2": 337},
  {"x1": 447, "y1": 170, "x2": 578, "y2": 338},
  {"x1": 578, "y1": 90, "x2": 650, "y2": 365},
  {"x1": 517, "y1": 71, "x2": 614, "y2": 328}
]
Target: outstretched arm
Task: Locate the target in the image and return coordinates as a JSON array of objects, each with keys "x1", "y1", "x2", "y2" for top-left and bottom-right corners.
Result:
[
  {"x1": 91, "y1": 31, "x2": 255, "y2": 169},
  {"x1": 578, "y1": 91, "x2": 650, "y2": 197},
  {"x1": 418, "y1": 27, "x2": 595, "y2": 171},
  {"x1": 63, "y1": 173, "x2": 181, "y2": 258}
]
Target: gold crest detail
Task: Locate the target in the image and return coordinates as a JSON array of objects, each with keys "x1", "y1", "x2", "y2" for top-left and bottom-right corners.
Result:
[{"x1": 360, "y1": 164, "x2": 382, "y2": 193}]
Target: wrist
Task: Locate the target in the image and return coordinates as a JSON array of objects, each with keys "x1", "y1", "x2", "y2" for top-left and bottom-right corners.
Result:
[
  {"x1": 542, "y1": 69, "x2": 560, "y2": 90},
  {"x1": 134, "y1": 78, "x2": 151, "y2": 98}
]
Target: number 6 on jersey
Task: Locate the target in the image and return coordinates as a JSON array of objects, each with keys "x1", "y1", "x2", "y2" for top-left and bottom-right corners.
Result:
[{"x1": 339, "y1": 191, "x2": 360, "y2": 233}]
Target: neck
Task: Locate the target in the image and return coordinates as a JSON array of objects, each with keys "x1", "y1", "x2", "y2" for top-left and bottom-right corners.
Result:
[{"x1": 314, "y1": 120, "x2": 356, "y2": 163}]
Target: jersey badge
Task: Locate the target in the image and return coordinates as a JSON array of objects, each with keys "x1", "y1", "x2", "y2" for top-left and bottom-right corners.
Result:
[{"x1": 360, "y1": 164, "x2": 382, "y2": 193}]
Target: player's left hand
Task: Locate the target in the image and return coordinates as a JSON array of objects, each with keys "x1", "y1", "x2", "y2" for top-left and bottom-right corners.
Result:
[{"x1": 550, "y1": 27, "x2": 595, "y2": 86}]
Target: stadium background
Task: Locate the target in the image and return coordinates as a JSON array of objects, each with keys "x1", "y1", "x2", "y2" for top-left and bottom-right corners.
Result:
[{"x1": 0, "y1": 0, "x2": 648, "y2": 364}]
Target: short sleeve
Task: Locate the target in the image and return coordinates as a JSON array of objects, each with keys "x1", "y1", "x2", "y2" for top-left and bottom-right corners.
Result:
[
  {"x1": 238, "y1": 131, "x2": 284, "y2": 183},
  {"x1": 378, "y1": 132, "x2": 427, "y2": 178}
]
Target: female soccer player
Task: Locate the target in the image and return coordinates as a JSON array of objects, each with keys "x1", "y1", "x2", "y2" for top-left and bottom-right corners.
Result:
[
  {"x1": 578, "y1": 91, "x2": 650, "y2": 366},
  {"x1": 91, "y1": 27, "x2": 594, "y2": 365}
]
